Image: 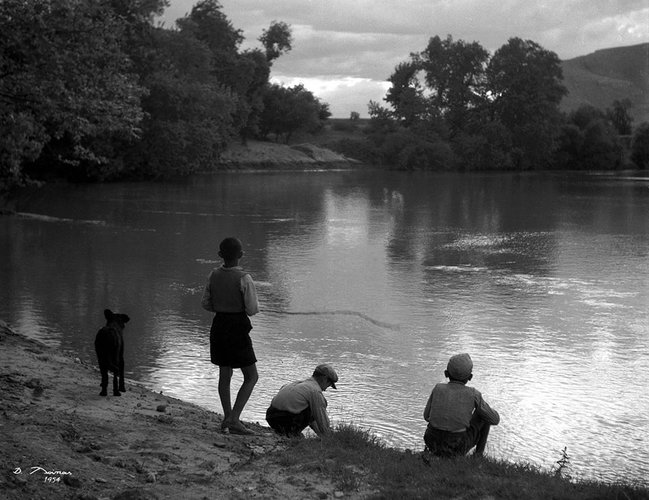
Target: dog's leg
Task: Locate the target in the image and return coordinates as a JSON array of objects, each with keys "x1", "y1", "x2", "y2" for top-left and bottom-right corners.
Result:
[
  {"x1": 118, "y1": 345, "x2": 125, "y2": 393},
  {"x1": 112, "y1": 372, "x2": 121, "y2": 397},
  {"x1": 99, "y1": 367, "x2": 108, "y2": 396}
]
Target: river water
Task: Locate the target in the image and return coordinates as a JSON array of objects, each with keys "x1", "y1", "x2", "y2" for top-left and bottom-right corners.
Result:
[{"x1": 1, "y1": 170, "x2": 648, "y2": 485}]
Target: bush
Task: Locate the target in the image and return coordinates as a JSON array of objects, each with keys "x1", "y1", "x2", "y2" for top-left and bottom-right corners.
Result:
[
  {"x1": 331, "y1": 121, "x2": 358, "y2": 132},
  {"x1": 123, "y1": 118, "x2": 230, "y2": 178},
  {"x1": 554, "y1": 106, "x2": 623, "y2": 170},
  {"x1": 379, "y1": 130, "x2": 455, "y2": 170},
  {"x1": 327, "y1": 137, "x2": 379, "y2": 164},
  {"x1": 453, "y1": 121, "x2": 515, "y2": 170}
]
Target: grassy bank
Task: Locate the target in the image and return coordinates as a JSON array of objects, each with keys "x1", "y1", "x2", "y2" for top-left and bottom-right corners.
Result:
[{"x1": 271, "y1": 425, "x2": 649, "y2": 499}]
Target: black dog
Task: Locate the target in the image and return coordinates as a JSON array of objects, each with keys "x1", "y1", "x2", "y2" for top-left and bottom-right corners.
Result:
[{"x1": 94, "y1": 309, "x2": 130, "y2": 396}]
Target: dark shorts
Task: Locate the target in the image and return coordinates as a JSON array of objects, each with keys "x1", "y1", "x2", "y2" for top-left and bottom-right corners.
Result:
[
  {"x1": 424, "y1": 414, "x2": 490, "y2": 457},
  {"x1": 424, "y1": 427, "x2": 471, "y2": 457},
  {"x1": 209, "y1": 312, "x2": 256, "y2": 368},
  {"x1": 266, "y1": 405, "x2": 311, "y2": 437}
]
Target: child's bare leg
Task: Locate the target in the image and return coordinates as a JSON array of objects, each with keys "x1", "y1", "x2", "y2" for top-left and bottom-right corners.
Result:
[
  {"x1": 228, "y1": 364, "x2": 258, "y2": 429},
  {"x1": 218, "y1": 366, "x2": 233, "y2": 427}
]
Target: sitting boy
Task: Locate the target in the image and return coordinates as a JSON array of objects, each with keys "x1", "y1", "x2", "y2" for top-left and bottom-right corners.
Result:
[{"x1": 423, "y1": 353, "x2": 500, "y2": 457}]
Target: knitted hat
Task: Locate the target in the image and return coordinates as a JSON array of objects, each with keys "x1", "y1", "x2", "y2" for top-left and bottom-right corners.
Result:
[{"x1": 447, "y1": 353, "x2": 473, "y2": 380}]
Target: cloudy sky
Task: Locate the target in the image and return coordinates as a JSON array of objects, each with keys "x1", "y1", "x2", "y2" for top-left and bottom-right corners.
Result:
[{"x1": 160, "y1": 1, "x2": 649, "y2": 117}]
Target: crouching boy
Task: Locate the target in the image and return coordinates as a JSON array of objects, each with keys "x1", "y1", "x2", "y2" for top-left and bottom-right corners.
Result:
[
  {"x1": 266, "y1": 364, "x2": 338, "y2": 437},
  {"x1": 423, "y1": 353, "x2": 500, "y2": 457}
]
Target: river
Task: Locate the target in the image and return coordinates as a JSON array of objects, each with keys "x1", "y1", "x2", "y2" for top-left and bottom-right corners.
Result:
[{"x1": 1, "y1": 169, "x2": 648, "y2": 485}]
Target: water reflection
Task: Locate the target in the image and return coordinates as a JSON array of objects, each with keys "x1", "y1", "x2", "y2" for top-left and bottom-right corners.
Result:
[{"x1": 1, "y1": 171, "x2": 648, "y2": 485}]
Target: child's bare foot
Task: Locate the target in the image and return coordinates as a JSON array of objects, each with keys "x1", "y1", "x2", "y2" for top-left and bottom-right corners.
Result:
[{"x1": 227, "y1": 421, "x2": 255, "y2": 435}]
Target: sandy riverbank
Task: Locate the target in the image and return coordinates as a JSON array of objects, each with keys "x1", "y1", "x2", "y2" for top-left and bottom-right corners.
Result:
[{"x1": 0, "y1": 320, "x2": 356, "y2": 500}]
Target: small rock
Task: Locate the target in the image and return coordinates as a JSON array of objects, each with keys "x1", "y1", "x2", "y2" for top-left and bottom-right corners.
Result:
[
  {"x1": 95, "y1": 477, "x2": 108, "y2": 483},
  {"x1": 334, "y1": 491, "x2": 345, "y2": 498},
  {"x1": 157, "y1": 414, "x2": 173, "y2": 424},
  {"x1": 63, "y1": 475, "x2": 81, "y2": 488},
  {"x1": 156, "y1": 404, "x2": 167, "y2": 413},
  {"x1": 25, "y1": 378, "x2": 41, "y2": 389},
  {"x1": 145, "y1": 472, "x2": 156, "y2": 483}
]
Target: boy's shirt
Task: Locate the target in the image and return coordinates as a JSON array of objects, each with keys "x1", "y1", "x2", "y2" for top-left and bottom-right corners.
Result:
[
  {"x1": 270, "y1": 377, "x2": 331, "y2": 435},
  {"x1": 424, "y1": 381, "x2": 500, "y2": 432},
  {"x1": 201, "y1": 266, "x2": 259, "y2": 316}
]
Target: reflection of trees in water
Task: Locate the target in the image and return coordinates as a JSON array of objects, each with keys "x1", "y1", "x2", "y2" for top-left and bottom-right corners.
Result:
[{"x1": 384, "y1": 174, "x2": 562, "y2": 276}]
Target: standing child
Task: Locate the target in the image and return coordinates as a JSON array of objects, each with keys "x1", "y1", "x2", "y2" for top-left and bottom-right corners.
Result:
[
  {"x1": 423, "y1": 353, "x2": 500, "y2": 457},
  {"x1": 202, "y1": 237, "x2": 259, "y2": 435}
]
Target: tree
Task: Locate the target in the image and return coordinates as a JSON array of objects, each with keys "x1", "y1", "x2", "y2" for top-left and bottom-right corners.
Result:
[
  {"x1": 177, "y1": 2, "x2": 293, "y2": 141},
  {"x1": 417, "y1": 35, "x2": 489, "y2": 135},
  {"x1": 554, "y1": 105, "x2": 622, "y2": 170},
  {"x1": 176, "y1": 0, "x2": 243, "y2": 68},
  {"x1": 123, "y1": 28, "x2": 236, "y2": 177},
  {"x1": 259, "y1": 21, "x2": 292, "y2": 62},
  {"x1": 631, "y1": 122, "x2": 649, "y2": 169},
  {"x1": 486, "y1": 38, "x2": 566, "y2": 168},
  {"x1": 0, "y1": 0, "x2": 146, "y2": 188},
  {"x1": 385, "y1": 61, "x2": 428, "y2": 127},
  {"x1": 260, "y1": 84, "x2": 329, "y2": 143},
  {"x1": 607, "y1": 99, "x2": 633, "y2": 135}
]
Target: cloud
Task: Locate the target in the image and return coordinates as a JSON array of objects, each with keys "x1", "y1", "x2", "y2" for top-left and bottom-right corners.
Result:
[{"x1": 271, "y1": 75, "x2": 391, "y2": 117}]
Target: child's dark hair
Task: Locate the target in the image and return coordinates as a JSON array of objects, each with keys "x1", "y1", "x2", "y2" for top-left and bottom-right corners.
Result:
[{"x1": 219, "y1": 237, "x2": 242, "y2": 261}]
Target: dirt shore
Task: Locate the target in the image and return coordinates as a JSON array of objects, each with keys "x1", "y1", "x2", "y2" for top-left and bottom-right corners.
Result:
[
  {"x1": 217, "y1": 140, "x2": 360, "y2": 169},
  {"x1": 0, "y1": 320, "x2": 349, "y2": 500}
]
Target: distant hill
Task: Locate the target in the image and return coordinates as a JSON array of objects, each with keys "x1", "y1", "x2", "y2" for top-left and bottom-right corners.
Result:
[{"x1": 560, "y1": 43, "x2": 649, "y2": 125}]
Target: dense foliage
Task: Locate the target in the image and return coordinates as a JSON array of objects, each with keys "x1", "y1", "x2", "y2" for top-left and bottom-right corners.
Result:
[
  {"x1": 259, "y1": 84, "x2": 331, "y2": 143},
  {"x1": 359, "y1": 35, "x2": 645, "y2": 171},
  {"x1": 0, "y1": 0, "x2": 328, "y2": 190}
]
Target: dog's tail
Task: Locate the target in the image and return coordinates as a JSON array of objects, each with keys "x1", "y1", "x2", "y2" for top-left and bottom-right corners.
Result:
[{"x1": 94, "y1": 327, "x2": 120, "y2": 372}]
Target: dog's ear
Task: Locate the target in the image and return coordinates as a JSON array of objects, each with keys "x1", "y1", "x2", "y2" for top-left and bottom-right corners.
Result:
[{"x1": 104, "y1": 309, "x2": 113, "y2": 321}]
